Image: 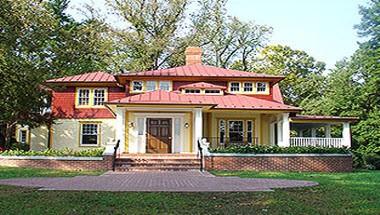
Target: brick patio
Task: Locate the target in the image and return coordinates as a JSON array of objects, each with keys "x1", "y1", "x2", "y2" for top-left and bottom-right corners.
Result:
[{"x1": 0, "y1": 171, "x2": 318, "y2": 192}]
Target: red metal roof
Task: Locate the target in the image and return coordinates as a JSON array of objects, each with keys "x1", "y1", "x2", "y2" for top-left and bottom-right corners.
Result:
[
  {"x1": 45, "y1": 71, "x2": 116, "y2": 83},
  {"x1": 178, "y1": 82, "x2": 226, "y2": 90},
  {"x1": 291, "y1": 115, "x2": 359, "y2": 122},
  {"x1": 119, "y1": 65, "x2": 282, "y2": 79},
  {"x1": 108, "y1": 90, "x2": 301, "y2": 111}
]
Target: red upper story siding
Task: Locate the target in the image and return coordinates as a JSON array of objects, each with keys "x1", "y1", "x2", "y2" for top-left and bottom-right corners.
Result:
[{"x1": 52, "y1": 86, "x2": 125, "y2": 119}]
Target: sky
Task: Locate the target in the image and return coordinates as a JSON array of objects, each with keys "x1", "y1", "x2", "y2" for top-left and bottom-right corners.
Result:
[{"x1": 67, "y1": 0, "x2": 367, "y2": 69}]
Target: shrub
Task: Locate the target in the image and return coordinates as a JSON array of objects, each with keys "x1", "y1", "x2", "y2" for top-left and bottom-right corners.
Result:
[
  {"x1": 353, "y1": 144, "x2": 380, "y2": 170},
  {"x1": 0, "y1": 148, "x2": 105, "y2": 157},
  {"x1": 209, "y1": 145, "x2": 350, "y2": 154}
]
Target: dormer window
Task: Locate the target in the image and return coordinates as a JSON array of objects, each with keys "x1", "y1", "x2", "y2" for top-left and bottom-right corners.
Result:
[
  {"x1": 205, "y1": 89, "x2": 221, "y2": 94},
  {"x1": 146, "y1": 81, "x2": 157, "y2": 91},
  {"x1": 132, "y1": 81, "x2": 143, "y2": 92},
  {"x1": 256, "y1": 82, "x2": 266, "y2": 92},
  {"x1": 185, "y1": 89, "x2": 201, "y2": 94},
  {"x1": 159, "y1": 81, "x2": 171, "y2": 91},
  {"x1": 243, "y1": 82, "x2": 253, "y2": 92},
  {"x1": 76, "y1": 88, "x2": 108, "y2": 108},
  {"x1": 230, "y1": 82, "x2": 240, "y2": 92}
]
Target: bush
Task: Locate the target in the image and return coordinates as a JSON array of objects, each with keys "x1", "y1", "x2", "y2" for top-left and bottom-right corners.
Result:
[
  {"x1": 0, "y1": 148, "x2": 105, "y2": 157},
  {"x1": 353, "y1": 144, "x2": 380, "y2": 170},
  {"x1": 209, "y1": 145, "x2": 350, "y2": 154}
]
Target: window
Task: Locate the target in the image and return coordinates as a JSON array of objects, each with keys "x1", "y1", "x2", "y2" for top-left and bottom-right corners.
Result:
[
  {"x1": 80, "y1": 123, "x2": 99, "y2": 146},
  {"x1": 132, "y1": 81, "x2": 143, "y2": 92},
  {"x1": 228, "y1": 120, "x2": 244, "y2": 143},
  {"x1": 184, "y1": 89, "x2": 201, "y2": 94},
  {"x1": 146, "y1": 81, "x2": 157, "y2": 91},
  {"x1": 219, "y1": 120, "x2": 226, "y2": 145},
  {"x1": 19, "y1": 130, "x2": 27, "y2": 144},
  {"x1": 93, "y1": 89, "x2": 106, "y2": 105},
  {"x1": 230, "y1": 82, "x2": 240, "y2": 92},
  {"x1": 247, "y1": 120, "x2": 254, "y2": 144},
  {"x1": 205, "y1": 89, "x2": 221, "y2": 94},
  {"x1": 159, "y1": 81, "x2": 171, "y2": 91},
  {"x1": 78, "y1": 89, "x2": 90, "y2": 106},
  {"x1": 256, "y1": 82, "x2": 267, "y2": 92},
  {"x1": 243, "y1": 82, "x2": 253, "y2": 92}
]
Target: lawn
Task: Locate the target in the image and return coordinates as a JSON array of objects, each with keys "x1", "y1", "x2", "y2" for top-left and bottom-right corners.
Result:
[{"x1": 0, "y1": 167, "x2": 379, "y2": 215}]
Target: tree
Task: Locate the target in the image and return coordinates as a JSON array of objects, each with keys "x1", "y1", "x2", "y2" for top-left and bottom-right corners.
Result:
[
  {"x1": 0, "y1": 0, "x2": 55, "y2": 146},
  {"x1": 107, "y1": 0, "x2": 271, "y2": 71},
  {"x1": 46, "y1": 0, "x2": 114, "y2": 76},
  {"x1": 251, "y1": 45, "x2": 326, "y2": 107}
]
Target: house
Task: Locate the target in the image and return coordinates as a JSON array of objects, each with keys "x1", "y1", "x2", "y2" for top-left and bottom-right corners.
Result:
[{"x1": 22, "y1": 47, "x2": 357, "y2": 154}]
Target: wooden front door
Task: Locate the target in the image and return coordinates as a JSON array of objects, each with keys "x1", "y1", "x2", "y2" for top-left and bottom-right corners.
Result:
[{"x1": 146, "y1": 118, "x2": 172, "y2": 153}]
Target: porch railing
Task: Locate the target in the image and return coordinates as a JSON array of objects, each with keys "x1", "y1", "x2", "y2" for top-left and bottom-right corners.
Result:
[
  {"x1": 206, "y1": 137, "x2": 259, "y2": 149},
  {"x1": 290, "y1": 137, "x2": 344, "y2": 148},
  {"x1": 112, "y1": 140, "x2": 120, "y2": 171}
]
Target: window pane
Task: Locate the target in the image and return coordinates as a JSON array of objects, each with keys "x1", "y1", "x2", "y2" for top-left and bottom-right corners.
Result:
[
  {"x1": 247, "y1": 120, "x2": 253, "y2": 144},
  {"x1": 137, "y1": 118, "x2": 144, "y2": 135},
  {"x1": 81, "y1": 124, "x2": 98, "y2": 145},
  {"x1": 205, "y1": 89, "x2": 220, "y2": 94},
  {"x1": 243, "y1": 83, "x2": 253, "y2": 92},
  {"x1": 78, "y1": 89, "x2": 90, "y2": 105},
  {"x1": 94, "y1": 89, "x2": 105, "y2": 105},
  {"x1": 132, "y1": 81, "x2": 143, "y2": 91},
  {"x1": 228, "y1": 121, "x2": 244, "y2": 143},
  {"x1": 146, "y1": 81, "x2": 157, "y2": 91},
  {"x1": 219, "y1": 120, "x2": 226, "y2": 144},
  {"x1": 256, "y1": 82, "x2": 266, "y2": 92},
  {"x1": 159, "y1": 81, "x2": 170, "y2": 91},
  {"x1": 19, "y1": 130, "x2": 27, "y2": 143},
  {"x1": 184, "y1": 89, "x2": 201, "y2": 94},
  {"x1": 230, "y1": 82, "x2": 240, "y2": 92}
]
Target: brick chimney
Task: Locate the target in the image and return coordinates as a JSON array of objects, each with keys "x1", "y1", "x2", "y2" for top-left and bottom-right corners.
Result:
[{"x1": 185, "y1": 46, "x2": 202, "y2": 65}]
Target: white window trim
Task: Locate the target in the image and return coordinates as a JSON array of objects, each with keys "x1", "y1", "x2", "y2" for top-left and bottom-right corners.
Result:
[
  {"x1": 146, "y1": 81, "x2": 157, "y2": 92},
  {"x1": 76, "y1": 88, "x2": 91, "y2": 107},
  {"x1": 229, "y1": 82, "x2": 240, "y2": 93},
  {"x1": 79, "y1": 122, "x2": 101, "y2": 147},
  {"x1": 131, "y1": 80, "x2": 144, "y2": 93},
  {"x1": 93, "y1": 88, "x2": 108, "y2": 107},
  {"x1": 255, "y1": 82, "x2": 269, "y2": 94},
  {"x1": 159, "y1": 81, "x2": 172, "y2": 91},
  {"x1": 243, "y1": 82, "x2": 254, "y2": 93}
]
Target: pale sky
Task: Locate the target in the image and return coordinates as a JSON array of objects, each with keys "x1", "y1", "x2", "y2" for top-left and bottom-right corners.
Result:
[{"x1": 67, "y1": 0, "x2": 366, "y2": 69}]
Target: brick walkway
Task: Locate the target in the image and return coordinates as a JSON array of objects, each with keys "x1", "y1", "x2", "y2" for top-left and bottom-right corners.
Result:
[{"x1": 0, "y1": 171, "x2": 318, "y2": 192}]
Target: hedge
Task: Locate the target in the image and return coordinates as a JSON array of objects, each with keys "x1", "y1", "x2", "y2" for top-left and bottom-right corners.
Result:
[
  {"x1": 209, "y1": 145, "x2": 350, "y2": 154},
  {"x1": 0, "y1": 148, "x2": 105, "y2": 157}
]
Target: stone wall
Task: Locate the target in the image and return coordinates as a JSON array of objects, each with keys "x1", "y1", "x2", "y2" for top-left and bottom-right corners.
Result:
[
  {"x1": 0, "y1": 155, "x2": 113, "y2": 171},
  {"x1": 205, "y1": 154, "x2": 352, "y2": 172}
]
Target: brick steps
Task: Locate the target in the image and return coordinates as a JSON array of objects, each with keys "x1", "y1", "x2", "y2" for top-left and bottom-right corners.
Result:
[{"x1": 115, "y1": 154, "x2": 201, "y2": 171}]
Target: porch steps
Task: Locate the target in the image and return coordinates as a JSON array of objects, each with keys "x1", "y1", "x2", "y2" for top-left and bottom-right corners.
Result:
[{"x1": 114, "y1": 154, "x2": 201, "y2": 171}]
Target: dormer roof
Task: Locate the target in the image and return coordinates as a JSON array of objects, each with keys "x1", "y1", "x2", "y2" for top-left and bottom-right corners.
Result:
[{"x1": 178, "y1": 82, "x2": 226, "y2": 90}]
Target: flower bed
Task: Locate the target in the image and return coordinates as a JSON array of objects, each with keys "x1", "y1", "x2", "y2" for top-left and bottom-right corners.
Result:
[
  {"x1": 209, "y1": 145, "x2": 350, "y2": 154},
  {"x1": 0, "y1": 148, "x2": 105, "y2": 157}
]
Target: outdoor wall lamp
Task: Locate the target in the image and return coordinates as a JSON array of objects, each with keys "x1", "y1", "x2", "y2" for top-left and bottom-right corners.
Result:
[
  {"x1": 184, "y1": 122, "x2": 189, "y2": 128},
  {"x1": 129, "y1": 122, "x2": 135, "y2": 128}
]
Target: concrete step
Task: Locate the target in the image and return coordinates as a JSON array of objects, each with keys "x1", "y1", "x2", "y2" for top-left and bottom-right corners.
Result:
[
  {"x1": 116, "y1": 166, "x2": 200, "y2": 172},
  {"x1": 115, "y1": 159, "x2": 200, "y2": 164}
]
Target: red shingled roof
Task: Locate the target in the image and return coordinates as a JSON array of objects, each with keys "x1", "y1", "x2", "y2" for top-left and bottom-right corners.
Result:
[
  {"x1": 178, "y1": 82, "x2": 226, "y2": 90},
  {"x1": 45, "y1": 71, "x2": 116, "y2": 83},
  {"x1": 119, "y1": 64, "x2": 282, "y2": 78},
  {"x1": 108, "y1": 90, "x2": 301, "y2": 111}
]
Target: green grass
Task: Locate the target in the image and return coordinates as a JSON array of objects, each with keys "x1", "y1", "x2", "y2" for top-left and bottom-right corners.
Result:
[{"x1": 0, "y1": 167, "x2": 379, "y2": 214}]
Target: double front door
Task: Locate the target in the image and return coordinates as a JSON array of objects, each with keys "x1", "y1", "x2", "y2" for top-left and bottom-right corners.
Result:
[{"x1": 146, "y1": 118, "x2": 172, "y2": 153}]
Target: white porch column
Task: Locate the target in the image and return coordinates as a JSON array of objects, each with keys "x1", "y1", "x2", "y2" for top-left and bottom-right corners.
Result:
[
  {"x1": 279, "y1": 113, "x2": 290, "y2": 147},
  {"x1": 193, "y1": 108, "x2": 203, "y2": 153},
  {"x1": 342, "y1": 122, "x2": 351, "y2": 148},
  {"x1": 115, "y1": 108, "x2": 126, "y2": 153},
  {"x1": 299, "y1": 130, "x2": 304, "y2": 137},
  {"x1": 325, "y1": 124, "x2": 332, "y2": 138}
]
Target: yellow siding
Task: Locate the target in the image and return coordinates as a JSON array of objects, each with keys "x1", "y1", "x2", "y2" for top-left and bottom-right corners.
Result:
[{"x1": 30, "y1": 125, "x2": 49, "y2": 151}]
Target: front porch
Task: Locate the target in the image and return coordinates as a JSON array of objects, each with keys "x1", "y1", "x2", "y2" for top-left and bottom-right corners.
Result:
[{"x1": 108, "y1": 104, "x2": 356, "y2": 156}]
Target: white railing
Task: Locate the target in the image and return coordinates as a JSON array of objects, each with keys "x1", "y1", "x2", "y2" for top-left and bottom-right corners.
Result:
[{"x1": 290, "y1": 137, "x2": 344, "y2": 148}]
